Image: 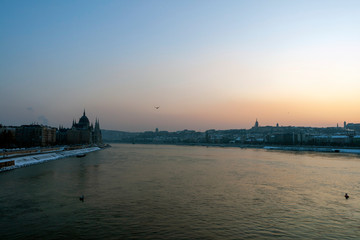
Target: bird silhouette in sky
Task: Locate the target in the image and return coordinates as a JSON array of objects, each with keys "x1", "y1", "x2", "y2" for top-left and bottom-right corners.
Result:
[{"x1": 154, "y1": 106, "x2": 160, "y2": 109}]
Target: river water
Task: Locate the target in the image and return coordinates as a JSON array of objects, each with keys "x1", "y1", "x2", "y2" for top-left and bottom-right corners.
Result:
[{"x1": 1, "y1": 144, "x2": 360, "y2": 239}]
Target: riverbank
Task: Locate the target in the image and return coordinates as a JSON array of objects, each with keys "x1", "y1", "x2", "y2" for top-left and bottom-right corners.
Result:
[{"x1": 0, "y1": 146, "x2": 101, "y2": 172}]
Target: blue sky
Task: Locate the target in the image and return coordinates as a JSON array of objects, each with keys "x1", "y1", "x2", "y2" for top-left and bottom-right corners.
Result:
[{"x1": 1, "y1": 0, "x2": 360, "y2": 131}]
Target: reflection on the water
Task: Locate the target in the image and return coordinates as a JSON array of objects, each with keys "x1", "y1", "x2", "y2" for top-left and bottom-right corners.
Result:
[{"x1": 1, "y1": 144, "x2": 360, "y2": 239}]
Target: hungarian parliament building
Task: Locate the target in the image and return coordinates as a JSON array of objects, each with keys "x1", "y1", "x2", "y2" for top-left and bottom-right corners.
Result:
[{"x1": 57, "y1": 110, "x2": 102, "y2": 145}]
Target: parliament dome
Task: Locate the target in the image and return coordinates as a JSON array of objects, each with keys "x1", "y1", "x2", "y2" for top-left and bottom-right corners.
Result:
[
  {"x1": 79, "y1": 114, "x2": 90, "y2": 125},
  {"x1": 78, "y1": 110, "x2": 90, "y2": 128}
]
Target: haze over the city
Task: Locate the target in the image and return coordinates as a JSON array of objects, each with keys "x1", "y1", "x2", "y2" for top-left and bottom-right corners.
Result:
[{"x1": 1, "y1": 0, "x2": 360, "y2": 132}]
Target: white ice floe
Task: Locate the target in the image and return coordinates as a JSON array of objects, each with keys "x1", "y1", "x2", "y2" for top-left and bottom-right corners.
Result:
[
  {"x1": 0, "y1": 147, "x2": 100, "y2": 172},
  {"x1": 331, "y1": 148, "x2": 360, "y2": 154},
  {"x1": 264, "y1": 146, "x2": 360, "y2": 154}
]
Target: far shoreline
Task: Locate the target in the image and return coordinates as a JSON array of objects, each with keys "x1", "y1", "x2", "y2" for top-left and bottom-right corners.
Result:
[{"x1": 107, "y1": 142, "x2": 360, "y2": 155}]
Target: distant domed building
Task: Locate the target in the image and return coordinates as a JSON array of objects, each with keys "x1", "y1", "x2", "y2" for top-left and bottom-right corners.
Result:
[
  {"x1": 73, "y1": 110, "x2": 90, "y2": 130},
  {"x1": 65, "y1": 110, "x2": 102, "y2": 145},
  {"x1": 78, "y1": 112, "x2": 90, "y2": 128}
]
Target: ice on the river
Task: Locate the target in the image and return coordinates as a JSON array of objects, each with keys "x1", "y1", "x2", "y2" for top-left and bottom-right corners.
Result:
[
  {"x1": 0, "y1": 147, "x2": 100, "y2": 172},
  {"x1": 264, "y1": 146, "x2": 360, "y2": 154}
]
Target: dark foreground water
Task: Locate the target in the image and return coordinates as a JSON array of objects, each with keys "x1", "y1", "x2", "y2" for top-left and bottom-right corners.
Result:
[{"x1": 1, "y1": 144, "x2": 360, "y2": 239}]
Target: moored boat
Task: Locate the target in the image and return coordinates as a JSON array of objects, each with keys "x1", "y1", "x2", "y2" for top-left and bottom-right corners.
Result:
[{"x1": 76, "y1": 153, "x2": 86, "y2": 158}]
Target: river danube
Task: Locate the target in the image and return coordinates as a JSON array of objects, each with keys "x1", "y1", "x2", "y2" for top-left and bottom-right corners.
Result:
[{"x1": 1, "y1": 144, "x2": 360, "y2": 239}]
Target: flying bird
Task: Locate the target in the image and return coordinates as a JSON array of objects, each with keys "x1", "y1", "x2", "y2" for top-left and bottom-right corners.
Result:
[{"x1": 154, "y1": 106, "x2": 160, "y2": 109}]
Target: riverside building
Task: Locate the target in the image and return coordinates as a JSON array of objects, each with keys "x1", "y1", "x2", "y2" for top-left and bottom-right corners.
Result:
[
  {"x1": 16, "y1": 125, "x2": 56, "y2": 147},
  {"x1": 64, "y1": 110, "x2": 102, "y2": 145}
]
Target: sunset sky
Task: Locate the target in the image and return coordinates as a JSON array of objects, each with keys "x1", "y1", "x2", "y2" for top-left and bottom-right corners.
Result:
[{"x1": 1, "y1": 0, "x2": 360, "y2": 131}]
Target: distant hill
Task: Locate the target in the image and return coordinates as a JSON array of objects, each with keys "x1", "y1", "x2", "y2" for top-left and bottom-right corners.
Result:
[{"x1": 101, "y1": 130, "x2": 139, "y2": 142}]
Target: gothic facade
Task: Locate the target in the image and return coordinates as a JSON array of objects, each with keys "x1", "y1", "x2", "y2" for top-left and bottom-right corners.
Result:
[{"x1": 63, "y1": 110, "x2": 102, "y2": 145}]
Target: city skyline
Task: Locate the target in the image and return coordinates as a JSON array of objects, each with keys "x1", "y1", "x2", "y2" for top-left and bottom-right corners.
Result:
[
  {"x1": 1, "y1": 110, "x2": 357, "y2": 133},
  {"x1": 1, "y1": 1, "x2": 360, "y2": 131}
]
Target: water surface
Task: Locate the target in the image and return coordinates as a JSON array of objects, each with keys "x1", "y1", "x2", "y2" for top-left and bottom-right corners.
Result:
[{"x1": 1, "y1": 144, "x2": 360, "y2": 239}]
